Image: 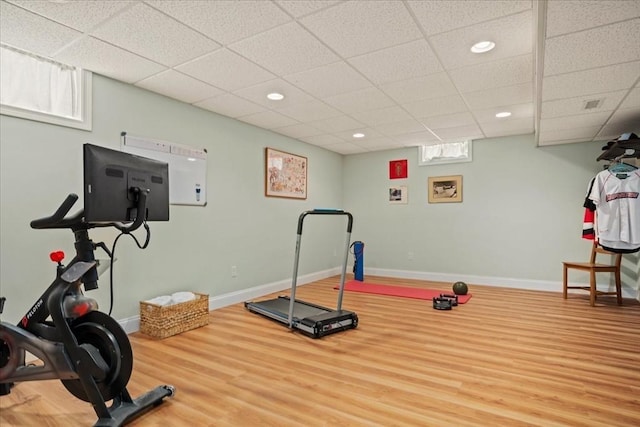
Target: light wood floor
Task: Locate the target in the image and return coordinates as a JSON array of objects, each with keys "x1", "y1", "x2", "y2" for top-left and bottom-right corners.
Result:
[{"x1": 1, "y1": 275, "x2": 639, "y2": 426}]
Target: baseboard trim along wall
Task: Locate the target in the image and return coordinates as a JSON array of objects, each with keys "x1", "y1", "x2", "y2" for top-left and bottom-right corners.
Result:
[{"x1": 118, "y1": 266, "x2": 638, "y2": 334}]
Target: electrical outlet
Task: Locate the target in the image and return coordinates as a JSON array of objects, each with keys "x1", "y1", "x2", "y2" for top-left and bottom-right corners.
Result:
[
  {"x1": 231, "y1": 265, "x2": 237, "y2": 278},
  {"x1": 408, "y1": 252, "x2": 414, "y2": 260}
]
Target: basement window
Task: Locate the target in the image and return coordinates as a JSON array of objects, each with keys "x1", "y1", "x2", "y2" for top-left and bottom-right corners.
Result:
[
  {"x1": 418, "y1": 140, "x2": 473, "y2": 165},
  {"x1": 0, "y1": 44, "x2": 92, "y2": 131}
]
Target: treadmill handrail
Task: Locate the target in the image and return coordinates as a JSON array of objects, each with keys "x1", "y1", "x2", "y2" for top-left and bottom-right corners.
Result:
[{"x1": 297, "y1": 210, "x2": 353, "y2": 235}]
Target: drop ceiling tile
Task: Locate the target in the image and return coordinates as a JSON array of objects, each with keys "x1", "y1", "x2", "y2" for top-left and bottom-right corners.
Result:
[
  {"x1": 379, "y1": 73, "x2": 458, "y2": 104},
  {"x1": 472, "y1": 103, "x2": 534, "y2": 123},
  {"x1": 146, "y1": 0, "x2": 291, "y2": 45},
  {"x1": 542, "y1": 61, "x2": 640, "y2": 101},
  {"x1": 90, "y1": 3, "x2": 219, "y2": 67},
  {"x1": 300, "y1": 0, "x2": 421, "y2": 58},
  {"x1": 6, "y1": 0, "x2": 134, "y2": 32},
  {"x1": 333, "y1": 127, "x2": 384, "y2": 141},
  {"x1": 237, "y1": 110, "x2": 298, "y2": 129},
  {"x1": 432, "y1": 124, "x2": 484, "y2": 141},
  {"x1": 546, "y1": 0, "x2": 640, "y2": 38},
  {"x1": 0, "y1": 1, "x2": 81, "y2": 56},
  {"x1": 421, "y1": 112, "x2": 476, "y2": 130},
  {"x1": 230, "y1": 22, "x2": 339, "y2": 75},
  {"x1": 538, "y1": 137, "x2": 594, "y2": 146},
  {"x1": 348, "y1": 39, "x2": 442, "y2": 85},
  {"x1": 309, "y1": 115, "x2": 365, "y2": 133},
  {"x1": 322, "y1": 142, "x2": 368, "y2": 155},
  {"x1": 194, "y1": 93, "x2": 265, "y2": 118},
  {"x1": 275, "y1": 1, "x2": 342, "y2": 18},
  {"x1": 136, "y1": 70, "x2": 224, "y2": 104},
  {"x1": 54, "y1": 37, "x2": 166, "y2": 83},
  {"x1": 407, "y1": 0, "x2": 531, "y2": 36},
  {"x1": 539, "y1": 126, "x2": 601, "y2": 143},
  {"x1": 300, "y1": 134, "x2": 347, "y2": 146},
  {"x1": 276, "y1": 99, "x2": 342, "y2": 122},
  {"x1": 272, "y1": 123, "x2": 324, "y2": 139},
  {"x1": 619, "y1": 87, "x2": 640, "y2": 110},
  {"x1": 544, "y1": 19, "x2": 640, "y2": 76},
  {"x1": 285, "y1": 62, "x2": 371, "y2": 98},
  {"x1": 540, "y1": 111, "x2": 613, "y2": 133},
  {"x1": 463, "y1": 83, "x2": 532, "y2": 110},
  {"x1": 351, "y1": 106, "x2": 413, "y2": 127},
  {"x1": 541, "y1": 90, "x2": 628, "y2": 119},
  {"x1": 597, "y1": 110, "x2": 640, "y2": 137},
  {"x1": 373, "y1": 119, "x2": 426, "y2": 136},
  {"x1": 403, "y1": 94, "x2": 468, "y2": 118},
  {"x1": 322, "y1": 87, "x2": 395, "y2": 114},
  {"x1": 448, "y1": 54, "x2": 532, "y2": 93},
  {"x1": 353, "y1": 136, "x2": 399, "y2": 151},
  {"x1": 480, "y1": 117, "x2": 533, "y2": 138},
  {"x1": 392, "y1": 131, "x2": 440, "y2": 145},
  {"x1": 176, "y1": 49, "x2": 275, "y2": 91},
  {"x1": 233, "y1": 79, "x2": 314, "y2": 110},
  {"x1": 429, "y1": 11, "x2": 532, "y2": 70}
]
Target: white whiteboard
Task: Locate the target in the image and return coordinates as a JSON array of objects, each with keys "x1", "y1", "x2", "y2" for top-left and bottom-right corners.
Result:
[{"x1": 121, "y1": 132, "x2": 207, "y2": 206}]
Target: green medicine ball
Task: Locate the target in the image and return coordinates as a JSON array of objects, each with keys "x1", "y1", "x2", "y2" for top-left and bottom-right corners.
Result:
[{"x1": 452, "y1": 281, "x2": 468, "y2": 295}]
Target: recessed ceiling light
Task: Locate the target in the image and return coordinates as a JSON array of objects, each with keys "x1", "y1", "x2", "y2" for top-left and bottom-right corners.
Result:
[
  {"x1": 470, "y1": 41, "x2": 496, "y2": 53},
  {"x1": 353, "y1": 133, "x2": 365, "y2": 138},
  {"x1": 495, "y1": 111, "x2": 511, "y2": 118},
  {"x1": 267, "y1": 92, "x2": 284, "y2": 101}
]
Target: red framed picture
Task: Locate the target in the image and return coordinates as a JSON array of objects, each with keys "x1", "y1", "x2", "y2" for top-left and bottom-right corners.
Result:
[{"x1": 389, "y1": 159, "x2": 408, "y2": 179}]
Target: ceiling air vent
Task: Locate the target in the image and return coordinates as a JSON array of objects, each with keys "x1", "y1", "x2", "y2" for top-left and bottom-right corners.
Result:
[{"x1": 583, "y1": 99, "x2": 602, "y2": 110}]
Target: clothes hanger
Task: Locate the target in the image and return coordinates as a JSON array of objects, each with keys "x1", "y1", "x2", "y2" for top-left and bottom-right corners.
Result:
[{"x1": 608, "y1": 150, "x2": 638, "y2": 176}]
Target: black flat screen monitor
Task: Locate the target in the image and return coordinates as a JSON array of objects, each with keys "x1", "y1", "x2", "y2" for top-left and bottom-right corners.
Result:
[{"x1": 83, "y1": 143, "x2": 169, "y2": 223}]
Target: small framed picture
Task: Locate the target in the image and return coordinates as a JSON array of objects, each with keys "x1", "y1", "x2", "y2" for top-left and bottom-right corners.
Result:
[
  {"x1": 389, "y1": 159, "x2": 408, "y2": 179},
  {"x1": 389, "y1": 186, "x2": 408, "y2": 204},
  {"x1": 428, "y1": 175, "x2": 462, "y2": 203},
  {"x1": 265, "y1": 147, "x2": 307, "y2": 199}
]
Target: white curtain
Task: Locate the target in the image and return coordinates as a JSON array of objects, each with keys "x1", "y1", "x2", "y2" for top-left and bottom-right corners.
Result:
[
  {"x1": 0, "y1": 45, "x2": 78, "y2": 118},
  {"x1": 421, "y1": 141, "x2": 469, "y2": 162}
]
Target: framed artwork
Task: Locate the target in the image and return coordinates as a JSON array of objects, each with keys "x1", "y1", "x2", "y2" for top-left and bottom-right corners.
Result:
[
  {"x1": 389, "y1": 186, "x2": 408, "y2": 204},
  {"x1": 265, "y1": 147, "x2": 307, "y2": 199},
  {"x1": 428, "y1": 175, "x2": 462, "y2": 203},
  {"x1": 389, "y1": 159, "x2": 408, "y2": 179}
]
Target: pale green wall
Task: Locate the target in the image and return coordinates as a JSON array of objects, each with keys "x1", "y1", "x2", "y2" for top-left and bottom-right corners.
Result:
[
  {"x1": 343, "y1": 135, "x2": 639, "y2": 295},
  {"x1": 0, "y1": 75, "x2": 345, "y2": 321}
]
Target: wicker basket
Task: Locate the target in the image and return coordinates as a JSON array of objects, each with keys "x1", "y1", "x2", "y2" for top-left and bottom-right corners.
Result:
[{"x1": 139, "y1": 293, "x2": 209, "y2": 339}]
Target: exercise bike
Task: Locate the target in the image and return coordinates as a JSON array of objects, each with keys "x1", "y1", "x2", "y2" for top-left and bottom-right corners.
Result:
[{"x1": 0, "y1": 193, "x2": 174, "y2": 426}]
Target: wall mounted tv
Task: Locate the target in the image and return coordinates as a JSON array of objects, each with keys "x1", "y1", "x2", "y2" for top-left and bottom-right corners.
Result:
[{"x1": 83, "y1": 143, "x2": 169, "y2": 223}]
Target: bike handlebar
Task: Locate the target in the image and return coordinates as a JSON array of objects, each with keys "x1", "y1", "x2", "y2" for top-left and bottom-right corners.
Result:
[{"x1": 30, "y1": 193, "x2": 80, "y2": 229}]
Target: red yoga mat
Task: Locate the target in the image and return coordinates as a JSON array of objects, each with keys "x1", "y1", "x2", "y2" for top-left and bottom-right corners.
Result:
[{"x1": 336, "y1": 280, "x2": 472, "y2": 304}]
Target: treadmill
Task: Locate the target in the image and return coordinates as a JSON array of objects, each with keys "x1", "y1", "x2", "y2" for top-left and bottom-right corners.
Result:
[{"x1": 245, "y1": 209, "x2": 358, "y2": 338}]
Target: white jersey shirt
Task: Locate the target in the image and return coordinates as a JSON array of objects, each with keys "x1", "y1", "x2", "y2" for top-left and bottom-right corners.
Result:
[{"x1": 588, "y1": 169, "x2": 640, "y2": 251}]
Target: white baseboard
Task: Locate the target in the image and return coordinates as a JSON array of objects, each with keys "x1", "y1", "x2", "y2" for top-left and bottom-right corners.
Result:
[
  {"x1": 118, "y1": 267, "x2": 341, "y2": 334},
  {"x1": 119, "y1": 266, "x2": 637, "y2": 334}
]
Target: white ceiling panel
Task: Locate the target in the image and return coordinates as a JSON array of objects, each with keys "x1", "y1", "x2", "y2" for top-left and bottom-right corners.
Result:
[
  {"x1": 348, "y1": 39, "x2": 442, "y2": 85},
  {"x1": 176, "y1": 49, "x2": 275, "y2": 91},
  {"x1": 91, "y1": 3, "x2": 219, "y2": 67},
  {"x1": 300, "y1": 0, "x2": 422, "y2": 58},
  {"x1": 237, "y1": 110, "x2": 298, "y2": 129},
  {"x1": 145, "y1": 0, "x2": 291, "y2": 45},
  {"x1": 541, "y1": 90, "x2": 629, "y2": 119},
  {"x1": 546, "y1": 0, "x2": 640, "y2": 38},
  {"x1": 322, "y1": 87, "x2": 395, "y2": 114},
  {"x1": 275, "y1": 1, "x2": 342, "y2": 18},
  {"x1": 463, "y1": 83, "x2": 532, "y2": 110},
  {"x1": 542, "y1": 61, "x2": 640, "y2": 101},
  {"x1": 6, "y1": 0, "x2": 134, "y2": 32},
  {"x1": 380, "y1": 73, "x2": 458, "y2": 104},
  {"x1": 2, "y1": 0, "x2": 638, "y2": 155},
  {"x1": 449, "y1": 54, "x2": 532, "y2": 93},
  {"x1": 136, "y1": 70, "x2": 224, "y2": 104},
  {"x1": 544, "y1": 19, "x2": 640, "y2": 76},
  {"x1": 194, "y1": 94, "x2": 266, "y2": 119},
  {"x1": 54, "y1": 36, "x2": 166, "y2": 84},
  {"x1": 229, "y1": 22, "x2": 339, "y2": 76},
  {"x1": 429, "y1": 11, "x2": 532, "y2": 70},
  {"x1": 0, "y1": 1, "x2": 81, "y2": 56},
  {"x1": 407, "y1": 0, "x2": 531, "y2": 36},
  {"x1": 284, "y1": 61, "x2": 371, "y2": 98}
]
